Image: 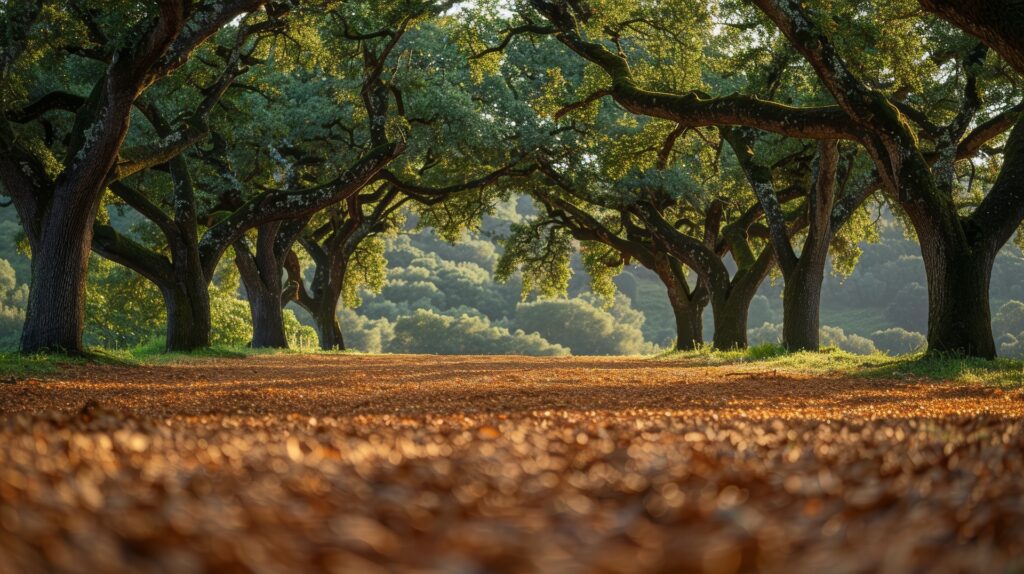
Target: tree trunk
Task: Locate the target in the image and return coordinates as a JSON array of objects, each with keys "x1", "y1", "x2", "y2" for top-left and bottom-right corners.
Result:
[
  {"x1": 20, "y1": 208, "x2": 95, "y2": 354},
  {"x1": 655, "y1": 258, "x2": 705, "y2": 351},
  {"x1": 671, "y1": 298, "x2": 704, "y2": 351},
  {"x1": 248, "y1": 286, "x2": 288, "y2": 349},
  {"x1": 234, "y1": 223, "x2": 293, "y2": 350},
  {"x1": 708, "y1": 261, "x2": 770, "y2": 351},
  {"x1": 313, "y1": 305, "x2": 344, "y2": 351},
  {"x1": 164, "y1": 234, "x2": 213, "y2": 351},
  {"x1": 290, "y1": 244, "x2": 350, "y2": 352},
  {"x1": 236, "y1": 250, "x2": 289, "y2": 350},
  {"x1": 711, "y1": 294, "x2": 750, "y2": 350},
  {"x1": 781, "y1": 256, "x2": 827, "y2": 352},
  {"x1": 922, "y1": 244, "x2": 996, "y2": 358},
  {"x1": 308, "y1": 265, "x2": 346, "y2": 351},
  {"x1": 162, "y1": 283, "x2": 211, "y2": 351}
]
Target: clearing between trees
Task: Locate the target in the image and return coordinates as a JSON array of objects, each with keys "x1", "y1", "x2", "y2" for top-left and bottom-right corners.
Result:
[{"x1": 1, "y1": 354, "x2": 1022, "y2": 573}]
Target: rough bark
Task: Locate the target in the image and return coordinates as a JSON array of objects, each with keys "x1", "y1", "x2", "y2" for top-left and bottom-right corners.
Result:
[
  {"x1": 290, "y1": 235, "x2": 354, "y2": 351},
  {"x1": 728, "y1": 135, "x2": 843, "y2": 352},
  {"x1": 781, "y1": 257, "x2": 826, "y2": 351},
  {"x1": 286, "y1": 245, "x2": 348, "y2": 352},
  {"x1": 16, "y1": 2, "x2": 187, "y2": 353},
  {"x1": 780, "y1": 145, "x2": 837, "y2": 351},
  {"x1": 313, "y1": 306, "x2": 345, "y2": 351},
  {"x1": 920, "y1": 238, "x2": 997, "y2": 358},
  {"x1": 748, "y1": 0, "x2": 1018, "y2": 358},
  {"x1": 246, "y1": 287, "x2": 288, "y2": 349},
  {"x1": 711, "y1": 253, "x2": 774, "y2": 350},
  {"x1": 310, "y1": 267, "x2": 346, "y2": 352},
  {"x1": 19, "y1": 205, "x2": 97, "y2": 353},
  {"x1": 91, "y1": 136, "x2": 218, "y2": 351},
  {"x1": 165, "y1": 152, "x2": 212, "y2": 351},
  {"x1": 670, "y1": 294, "x2": 704, "y2": 351},
  {"x1": 92, "y1": 221, "x2": 212, "y2": 352},
  {"x1": 162, "y1": 283, "x2": 211, "y2": 351},
  {"x1": 164, "y1": 233, "x2": 212, "y2": 351},
  {"x1": 234, "y1": 222, "x2": 295, "y2": 349},
  {"x1": 651, "y1": 255, "x2": 705, "y2": 351},
  {"x1": 712, "y1": 296, "x2": 751, "y2": 350}
]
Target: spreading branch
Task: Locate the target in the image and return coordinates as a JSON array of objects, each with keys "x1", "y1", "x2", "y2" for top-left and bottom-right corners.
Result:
[
  {"x1": 198, "y1": 140, "x2": 405, "y2": 279},
  {"x1": 528, "y1": 0, "x2": 864, "y2": 141},
  {"x1": 472, "y1": 22, "x2": 556, "y2": 59},
  {"x1": 919, "y1": 0, "x2": 1024, "y2": 75}
]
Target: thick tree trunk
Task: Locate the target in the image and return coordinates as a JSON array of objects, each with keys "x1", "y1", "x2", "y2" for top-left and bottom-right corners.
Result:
[
  {"x1": 234, "y1": 223, "x2": 294, "y2": 350},
  {"x1": 306, "y1": 268, "x2": 346, "y2": 351},
  {"x1": 248, "y1": 286, "x2": 288, "y2": 349},
  {"x1": 709, "y1": 261, "x2": 770, "y2": 351},
  {"x1": 20, "y1": 208, "x2": 95, "y2": 354},
  {"x1": 914, "y1": 120, "x2": 1020, "y2": 359},
  {"x1": 711, "y1": 295, "x2": 750, "y2": 350},
  {"x1": 164, "y1": 235, "x2": 213, "y2": 351},
  {"x1": 236, "y1": 251, "x2": 289, "y2": 350},
  {"x1": 313, "y1": 305, "x2": 344, "y2": 351},
  {"x1": 922, "y1": 244, "x2": 996, "y2": 358},
  {"x1": 895, "y1": 162, "x2": 1000, "y2": 359},
  {"x1": 655, "y1": 258, "x2": 705, "y2": 351},
  {"x1": 781, "y1": 256, "x2": 827, "y2": 352},
  {"x1": 671, "y1": 298, "x2": 704, "y2": 351},
  {"x1": 162, "y1": 283, "x2": 211, "y2": 351}
]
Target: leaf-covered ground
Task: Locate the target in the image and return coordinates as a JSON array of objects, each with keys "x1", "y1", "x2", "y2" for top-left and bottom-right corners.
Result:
[{"x1": 1, "y1": 354, "x2": 1023, "y2": 573}]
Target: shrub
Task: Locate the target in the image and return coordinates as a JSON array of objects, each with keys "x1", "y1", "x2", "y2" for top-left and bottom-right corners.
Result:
[
  {"x1": 871, "y1": 328, "x2": 927, "y2": 355},
  {"x1": 337, "y1": 308, "x2": 394, "y2": 353},
  {"x1": 0, "y1": 258, "x2": 27, "y2": 349},
  {"x1": 999, "y1": 333, "x2": 1024, "y2": 359},
  {"x1": 284, "y1": 310, "x2": 319, "y2": 350},
  {"x1": 820, "y1": 326, "x2": 878, "y2": 355},
  {"x1": 994, "y1": 300, "x2": 1024, "y2": 339},
  {"x1": 513, "y1": 295, "x2": 655, "y2": 355},
  {"x1": 747, "y1": 322, "x2": 782, "y2": 346},
  {"x1": 387, "y1": 309, "x2": 567, "y2": 356}
]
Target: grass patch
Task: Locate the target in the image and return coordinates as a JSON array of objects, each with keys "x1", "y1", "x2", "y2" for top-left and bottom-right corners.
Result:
[
  {"x1": 132, "y1": 346, "x2": 253, "y2": 364},
  {"x1": 116, "y1": 336, "x2": 365, "y2": 364},
  {"x1": 0, "y1": 349, "x2": 139, "y2": 378},
  {"x1": 860, "y1": 354, "x2": 1024, "y2": 389},
  {"x1": 0, "y1": 353, "x2": 70, "y2": 377},
  {"x1": 659, "y1": 345, "x2": 1024, "y2": 389},
  {"x1": 6, "y1": 339, "x2": 1022, "y2": 390},
  {"x1": 125, "y1": 338, "x2": 355, "y2": 365},
  {"x1": 124, "y1": 338, "x2": 253, "y2": 364},
  {"x1": 0, "y1": 339, "x2": 352, "y2": 376}
]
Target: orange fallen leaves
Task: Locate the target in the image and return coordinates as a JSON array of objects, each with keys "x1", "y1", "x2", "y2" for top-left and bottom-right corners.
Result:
[{"x1": 0, "y1": 354, "x2": 1022, "y2": 573}]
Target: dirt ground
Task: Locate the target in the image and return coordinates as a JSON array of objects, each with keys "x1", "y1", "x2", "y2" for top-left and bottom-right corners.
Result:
[{"x1": 1, "y1": 354, "x2": 1023, "y2": 573}]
